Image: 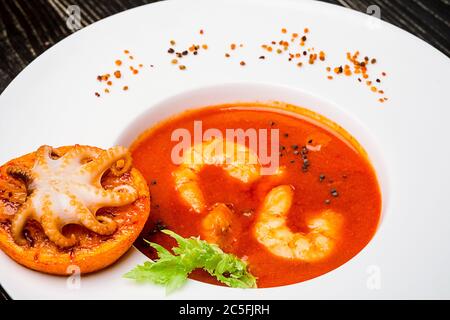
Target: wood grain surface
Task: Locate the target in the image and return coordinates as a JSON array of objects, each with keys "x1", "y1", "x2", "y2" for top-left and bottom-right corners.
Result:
[
  {"x1": 0, "y1": 0, "x2": 449, "y2": 300},
  {"x1": 0, "y1": 0, "x2": 449, "y2": 94}
]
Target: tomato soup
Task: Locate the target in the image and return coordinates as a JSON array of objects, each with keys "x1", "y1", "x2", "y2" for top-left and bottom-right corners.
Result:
[{"x1": 131, "y1": 103, "x2": 382, "y2": 288}]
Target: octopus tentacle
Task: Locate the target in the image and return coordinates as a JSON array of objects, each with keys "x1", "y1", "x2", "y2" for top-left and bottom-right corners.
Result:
[
  {"x1": 41, "y1": 211, "x2": 77, "y2": 248},
  {"x1": 11, "y1": 200, "x2": 33, "y2": 245},
  {"x1": 97, "y1": 186, "x2": 138, "y2": 208},
  {"x1": 62, "y1": 145, "x2": 102, "y2": 165},
  {"x1": 110, "y1": 155, "x2": 132, "y2": 176},
  {"x1": 35, "y1": 145, "x2": 53, "y2": 166},
  {"x1": 76, "y1": 201, "x2": 117, "y2": 235},
  {"x1": 83, "y1": 146, "x2": 132, "y2": 180},
  {"x1": 7, "y1": 166, "x2": 34, "y2": 193}
]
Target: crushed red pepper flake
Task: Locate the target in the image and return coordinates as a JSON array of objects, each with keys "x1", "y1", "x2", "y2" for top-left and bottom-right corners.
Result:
[
  {"x1": 331, "y1": 50, "x2": 389, "y2": 103},
  {"x1": 95, "y1": 29, "x2": 390, "y2": 103},
  {"x1": 95, "y1": 49, "x2": 145, "y2": 97},
  {"x1": 319, "y1": 51, "x2": 325, "y2": 61}
]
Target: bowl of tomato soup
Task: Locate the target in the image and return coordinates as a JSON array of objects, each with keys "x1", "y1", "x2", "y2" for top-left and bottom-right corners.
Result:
[{"x1": 117, "y1": 83, "x2": 386, "y2": 288}]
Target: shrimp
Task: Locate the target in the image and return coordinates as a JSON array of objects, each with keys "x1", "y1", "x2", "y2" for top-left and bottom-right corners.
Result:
[
  {"x1": 254, "y1": 185, "x2": 343, "y2": 262},
  {"x1": 201, "y1": 203, "x2": 235, "y2": 246},
  {"x1": 173, "y1": 138, "x2": 260, "y2": 213}
]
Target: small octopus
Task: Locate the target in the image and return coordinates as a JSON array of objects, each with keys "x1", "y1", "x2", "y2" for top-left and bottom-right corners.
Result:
[{"x1": 7, "y1": 145, "x2": 138, "y2": 248}]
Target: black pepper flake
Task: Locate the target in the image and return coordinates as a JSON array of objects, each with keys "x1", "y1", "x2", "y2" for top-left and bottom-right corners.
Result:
[
  {"x1": 270, "y1": 121, "x2": 276, "y2": 126},
  {"x1": 150, "y1": 179, "x2": 157, "y2": 186},
  {"x1": 259, "y1": 55, "x2": 265, "y2": 59},
  {"x1": 284, "y1": 133, "x2": 289, "y2": 138},
  {"x1": 324, "y1": 199, "x2": 331, "y2": 205},
  {"x1": 168, "y1": 48, "x2": 175, "y2": 54},
  {"x1": 301, "y1": 146, "x2": 308, "y2": 155},
  {"x1": 292, "y1": 144, "x2": 299, "y2": 150},
  {"x1": 330, "y1": 188, "x2": 339, "y2": 197},
  {"x1": 182, "y1": 50, "x2": 188, "y2": 56},
  {"x1": 308, "y1": 139, "x2": 313, "y2": 144},
  {"x1": 193, "y1": 51, "x2": 198, "y2": 55},
  {"x1": 319, "y1": 174, "x2": 325, "y2": 182},
  {"x1": 149, "y1": 220, "x2": 167, "y2": 234},
  {"x1": 293, "y1": 150, "x2": 300, "y2": 155}
]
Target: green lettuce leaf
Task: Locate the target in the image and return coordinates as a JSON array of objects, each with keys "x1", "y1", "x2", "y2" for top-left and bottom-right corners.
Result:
[{"x1": 124, "y1": 230, "x2": 257, "y2": 293}]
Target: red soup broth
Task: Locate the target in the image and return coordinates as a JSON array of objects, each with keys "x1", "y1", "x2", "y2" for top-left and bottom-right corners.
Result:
[{"x1": 130, "y1": 103, "x2": 382, "y2": 288}]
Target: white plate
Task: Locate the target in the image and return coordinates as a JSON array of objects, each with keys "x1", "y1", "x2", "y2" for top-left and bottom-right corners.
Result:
[{"x1": 0, "y1": 0, "x2": 449, "y2": 300}]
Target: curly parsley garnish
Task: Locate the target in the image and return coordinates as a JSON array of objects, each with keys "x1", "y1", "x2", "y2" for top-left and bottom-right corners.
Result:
[{"x1": 124, "y1": 230, "x2": 257, "y2": 293}]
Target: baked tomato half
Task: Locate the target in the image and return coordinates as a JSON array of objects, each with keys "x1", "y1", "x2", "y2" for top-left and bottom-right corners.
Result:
[{"x1": 0, "y1": 145, "x2": 150, "y2": 275}]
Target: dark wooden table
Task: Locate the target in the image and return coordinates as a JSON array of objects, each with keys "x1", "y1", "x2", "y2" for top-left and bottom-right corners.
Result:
[{"x1": 0, "y1": 0, "x2": 448, "y2": 300}]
